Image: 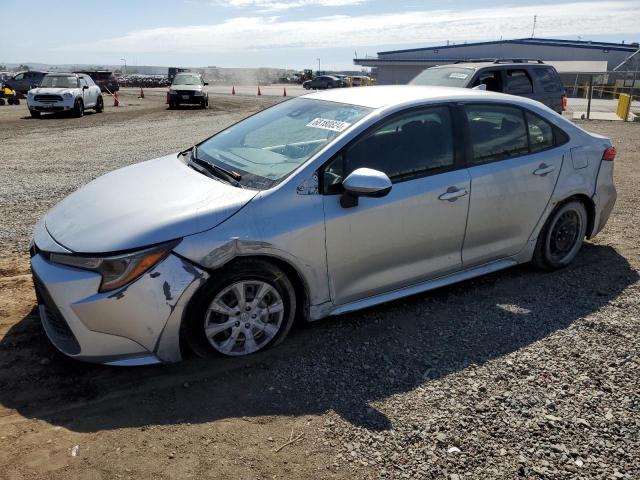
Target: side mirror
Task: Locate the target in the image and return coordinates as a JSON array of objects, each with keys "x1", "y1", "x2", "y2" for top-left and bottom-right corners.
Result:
[
  {"x1": 204, "y1": 82, "x2": 209, "y2": 86},
  {"x1": 340, "y1": 168, "x2": 392, "y2": 208},
  {"x1": 82, "y1": 85, "x2": 89, "y2": 90}
]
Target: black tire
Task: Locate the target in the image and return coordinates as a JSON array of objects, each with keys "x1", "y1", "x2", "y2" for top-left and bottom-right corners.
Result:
[
  {"x1": 532, "y1": 200, "x2": 588, "y2": 270},
  {"x1": 7, "y1": 97, "x2": 14, "y2": 105},
  {"x1": 94, "y1": 95, "x2": 103, "y2": 113},
  {"x1": 30, "y1": 110, "x2": 41, "y2": 118},
  {"x1": 74, "y1": 98, "x2": 84, "y2": 117},
  {"x1": 186, "y1": 259, "x2": 297, "y2": 358},
  {"x1": 0, "y1": 98, "x2": 5, "y2": 106},
  {"x1": 201, "y1": 97, "x2": 207, "y2": 109},
  {"x1": 14, "y1": 98, "x2": 20, "y2": 105}
]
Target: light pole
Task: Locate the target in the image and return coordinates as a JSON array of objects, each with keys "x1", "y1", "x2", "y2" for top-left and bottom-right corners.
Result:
[
  {"x1": 316, "y1": 58, "x2": 321, "y2": 74},
  {"x1": 121, "y1": 58, "x2": 127, "y2": 75}
]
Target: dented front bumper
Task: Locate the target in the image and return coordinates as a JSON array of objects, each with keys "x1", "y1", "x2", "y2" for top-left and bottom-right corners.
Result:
[{"x1": 30, "y1": 252, "x2": 208, "y2": 365}]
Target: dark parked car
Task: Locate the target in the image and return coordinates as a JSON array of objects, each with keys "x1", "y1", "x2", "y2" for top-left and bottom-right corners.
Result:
[
  {"x1": 303, "y1": 75, "x2": 346, "y2": 90},
  {"x1": 74, "y1": 70, "x2": 119, "y2": 92},
  {"x1": 410, "y1": 60, "x2": 567, "y2": 114},
  {"x1": 4, "y1": 71, "x2": 48, "y2": 94}
]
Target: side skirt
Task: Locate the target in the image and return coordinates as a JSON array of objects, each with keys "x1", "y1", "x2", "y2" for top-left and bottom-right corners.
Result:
[{"x1": 309, "y1": 258, "x2": 518, "y2": 320}]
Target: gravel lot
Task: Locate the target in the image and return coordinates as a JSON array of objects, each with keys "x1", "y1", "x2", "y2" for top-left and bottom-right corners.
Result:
[{"x1": 0, "y1": 93, "x2": 638, "y2": 479}]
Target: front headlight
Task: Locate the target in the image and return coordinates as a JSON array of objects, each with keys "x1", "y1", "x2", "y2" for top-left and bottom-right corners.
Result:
[
  {"x1": 63, "y1": 92, "x2": 74, "y2": 98},
  {"x1": 193, "y1": 91, "x2": 204, "y2": 96},
  {"x1": 49, "y1": 240, "x2": 179, "y2": 292},
  {"x1": 169, "y1": 89, "x2": 177, "y2": 94}
]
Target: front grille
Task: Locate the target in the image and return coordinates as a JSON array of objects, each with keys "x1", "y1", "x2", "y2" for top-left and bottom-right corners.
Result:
[
  {"x1": 32, "y1": 274, "x2": 81, "y2": 355},
  {"x1": 34, "y1": 94, "x2": 63, "y2": 102},
  {"x1": 177, "y1": 90, "x2": 195, "y2": 96}
]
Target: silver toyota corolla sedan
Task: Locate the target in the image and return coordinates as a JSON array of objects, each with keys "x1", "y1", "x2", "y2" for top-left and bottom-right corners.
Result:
[{"x1": 30, "y1": 86, "x2": 617, "y2": 365}]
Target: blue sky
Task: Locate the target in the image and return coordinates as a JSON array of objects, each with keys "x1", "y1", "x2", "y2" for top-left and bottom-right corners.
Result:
[{"x1": 1, "y1": 0, "x2": 639, "y2": 70}]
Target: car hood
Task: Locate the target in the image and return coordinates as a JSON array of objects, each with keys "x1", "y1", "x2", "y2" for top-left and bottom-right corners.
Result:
[
  {"x1": 45, "y1": 154, "x2": 258, "y2": 253},
  {"x1": 30, "y1": 87, "x2": 78, "y2": 95},
  {"x1": 171, "y1": 84, "x2": 203, "y2": 91}
]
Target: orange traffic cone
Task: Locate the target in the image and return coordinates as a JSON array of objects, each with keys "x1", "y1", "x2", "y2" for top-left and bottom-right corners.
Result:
[
  {"x1": 139, "y1": 87, "x2": 145, "y2": 99},
  {"x1": 231, "y1": 86, "x2": 236, "y2": 95},
  {"x1": 113, "y1": 91, "x2": 119, "y2": 107},
  {"x1": 257, "y1": 86, "x2": 262, "y2": 96},
  {"x1": 283, "y1": 87, "x2": 287, "y2": 97}
]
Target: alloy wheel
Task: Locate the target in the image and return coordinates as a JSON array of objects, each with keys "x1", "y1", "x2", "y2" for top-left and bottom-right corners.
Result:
[{"x1": 204, "y1": 280, "x2": 284, "y2": 356}]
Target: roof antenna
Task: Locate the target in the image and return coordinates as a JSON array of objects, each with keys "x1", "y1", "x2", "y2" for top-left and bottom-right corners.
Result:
[{"x1": 531, "y1": 14, "x2": 537, "y2": 38}]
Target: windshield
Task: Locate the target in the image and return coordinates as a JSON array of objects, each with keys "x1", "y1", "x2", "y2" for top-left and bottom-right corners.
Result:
[
  {"x1": 40, "y1": 75, "x2": 78, "y2": 88},
  {"x1": 196, "y1": 98, "x2": 372, "y2": 189},
  {"x1": 410, "y1": 67, "x2": 474, "y2": 87},
  {"x1": 172, "y1": 74, "x2": 201, "y2": 85}
]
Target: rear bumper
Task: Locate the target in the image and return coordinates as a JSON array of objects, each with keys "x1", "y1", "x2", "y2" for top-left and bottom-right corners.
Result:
[
  {"x1": 30, "y1": 251, "x2": 208, "y2": 365},
  {"x1": 591, "y1": 162, "x2": 617, "y2": 238}
]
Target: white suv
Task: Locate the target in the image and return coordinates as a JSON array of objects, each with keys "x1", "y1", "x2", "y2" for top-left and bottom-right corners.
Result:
[{"x1": 27, "y1": 73, "x2": 103, "y2": 118}]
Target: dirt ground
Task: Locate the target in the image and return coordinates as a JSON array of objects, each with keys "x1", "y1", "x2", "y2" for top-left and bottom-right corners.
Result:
[{"x1": 0, "y1": 93, "x2": 638, "y2": 479}]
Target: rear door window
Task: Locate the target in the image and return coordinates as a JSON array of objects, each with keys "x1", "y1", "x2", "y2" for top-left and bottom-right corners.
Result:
[
  {"x1": 464, "y1": 105, "x2": 529, "y2": 164},
  {"x1": 526, "y1": 112, "x2": 554, "y2": 152},
  {"x1": 533, "y1": 67, "x2": 562, "y2": 93},
  {"x1": 505, "y1": 69, "x2": 533, "y2": 94}
]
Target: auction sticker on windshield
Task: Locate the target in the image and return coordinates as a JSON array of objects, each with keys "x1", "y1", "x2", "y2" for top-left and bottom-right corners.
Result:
[
  {"x1": 449, "y1": 72, "x2": 469, "y2": 79},
  {"x1": 306, "y1": 118, "x2": 352, "y2": 132}
]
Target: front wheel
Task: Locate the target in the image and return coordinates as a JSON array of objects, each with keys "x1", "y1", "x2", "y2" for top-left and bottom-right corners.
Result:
[
  {"x1": 186, "y1": 259, "x2": 296, "y2": 358},
  {"x1": 73, "y1": 98, "x2": 84, "y2": 117},
  {"x1": 30, "y1": 109, "x2": 41, "y2": 118},
  {"x1": 532, "y1": 200, "x2": 588, "y2": 270}
]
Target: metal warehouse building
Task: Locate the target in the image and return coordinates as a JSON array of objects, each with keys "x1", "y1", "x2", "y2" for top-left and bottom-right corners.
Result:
[{"x1": 355, "y1": 38, "x2": 639, "y2": 85}]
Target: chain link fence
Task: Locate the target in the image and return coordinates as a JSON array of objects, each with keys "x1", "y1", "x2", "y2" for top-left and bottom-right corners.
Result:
[{"x1": 560, "y1": 70, "x2": 639, "y2": 120}]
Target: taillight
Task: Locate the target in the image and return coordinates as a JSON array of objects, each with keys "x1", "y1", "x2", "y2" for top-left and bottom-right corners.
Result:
[
  {"x1": 562, "y1": 95, "x2": 567, "y2": 112},
  {"x1": 602, "y1": 146, "x2": 616, "y2": 161}
]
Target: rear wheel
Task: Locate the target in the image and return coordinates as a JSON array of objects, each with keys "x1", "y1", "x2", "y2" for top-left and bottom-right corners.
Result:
[
  {"x1": 94, "y1": 95, "x2": 103, "y2": 113},
  {"x1": 13, "y1": 98, "x2": 20, "y2": 105},
  {"x1": 532, "y1": 200, "x2": 588, "y2": 270},
  {"x1": 186, "y1": 259, "x2": 296, "y2": 358}
]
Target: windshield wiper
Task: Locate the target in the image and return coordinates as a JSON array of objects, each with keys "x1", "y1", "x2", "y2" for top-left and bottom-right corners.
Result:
[{"x1": 184, "y1": 145, "x2": 243, "y2": 187}]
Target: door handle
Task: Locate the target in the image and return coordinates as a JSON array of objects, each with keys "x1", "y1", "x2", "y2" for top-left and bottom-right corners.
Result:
[
  {"x1": 533, "y1": 163, "x2": 556, "y2": 176},
  {"x1": 438, "y1": 186, "x2": 468, "y2": 202}
]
